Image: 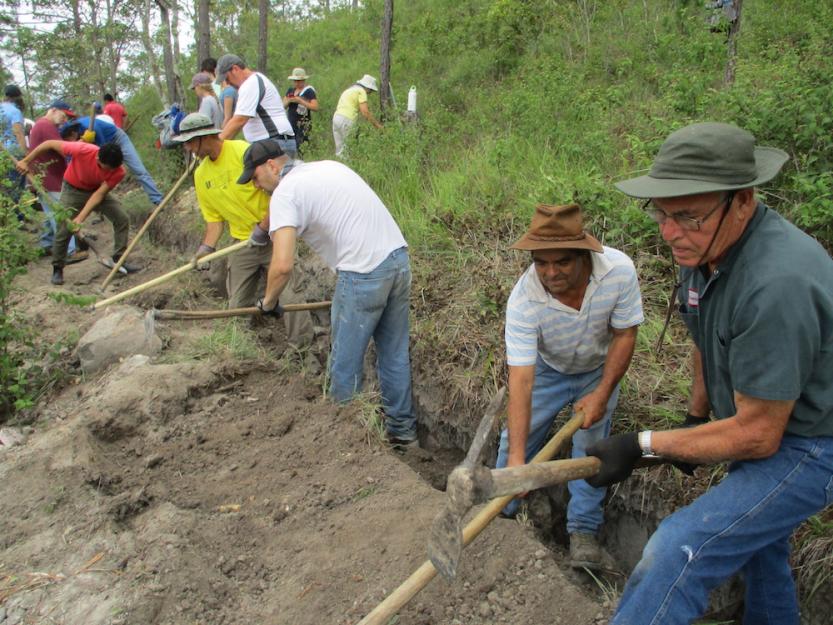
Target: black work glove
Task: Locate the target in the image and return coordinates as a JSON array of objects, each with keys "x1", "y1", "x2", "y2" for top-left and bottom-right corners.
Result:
[
  {"x1": 682, "y1": 413, "x2": 710, "y2": 428},
  {"x1": 256, "y1": 297, "x2": 284, "y2": 317},
  {"x1": 585, "y1": 432, "x2": 641, "y2": 488}
]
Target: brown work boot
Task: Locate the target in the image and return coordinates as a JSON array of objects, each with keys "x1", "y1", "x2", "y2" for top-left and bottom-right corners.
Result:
[{"x1": 569, "y1": 532, "x2": 603, "y2": 570}]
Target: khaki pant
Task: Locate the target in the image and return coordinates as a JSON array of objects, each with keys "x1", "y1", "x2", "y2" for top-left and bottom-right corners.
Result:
[
  {"x1": 53, "y1": 182, "x2": 129, "y2": 268},
  {"x1": 227, "y1": 242, "x2": 314, "y2": 347},
  {"x1": 332, "y1": 113, "x2": 356, "y2": 158}
]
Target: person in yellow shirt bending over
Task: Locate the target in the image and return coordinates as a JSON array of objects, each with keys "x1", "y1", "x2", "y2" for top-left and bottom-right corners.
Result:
[
  {"x1": 332, "y1": 74, "x2": 383, "y2": 158},
  {"x1": 172, "y1": 113, "x2": 313, "y2": 347}
]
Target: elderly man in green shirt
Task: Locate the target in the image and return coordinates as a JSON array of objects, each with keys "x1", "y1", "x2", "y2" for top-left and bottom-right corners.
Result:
[{"x1": 585, "y1": 122, "x2": 833, "y2": 625}]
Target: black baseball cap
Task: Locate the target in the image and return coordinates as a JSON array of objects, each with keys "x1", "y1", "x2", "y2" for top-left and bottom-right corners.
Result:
[
  {"x1": 4, "y1": 84, "x2": 22, "y2": 98},
  {"x1": 238, "y1": 139, "x2": 285, "y2": 184}
]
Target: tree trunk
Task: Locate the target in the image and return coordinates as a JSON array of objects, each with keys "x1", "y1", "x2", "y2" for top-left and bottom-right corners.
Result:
[
  {"x1": 197, "y1": 0, "x2": 211, "y2": 68},
  {"x1": 724, "y1": 0, "x2": 743, "y2": 86},
  {"x1": 257, "y1": 0, "x2": 268, "y2": 73},
  {"x1": 141, "y1": 0, "x2": 166, "y2": 103},
  {"x1": 379, "y1": 0, "x2": 393, "y2": 114},
  {"x1": 70, "y1": 0, "x2": 92, "y2": 102},
  {"x1": 352, "y1": 0, "x2": 359, "y2": 9},
  {"x1": 156, "y1": 0, "x2": 181, "y2": 104}
]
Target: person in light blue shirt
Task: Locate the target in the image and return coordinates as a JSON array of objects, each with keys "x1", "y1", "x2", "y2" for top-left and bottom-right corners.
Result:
[
  {"x1": 2, "y1": 84, "x2": 27, "y2": 205},
  {"x1": 495, "y1": 202, "x2": 643, "y2": 571}
]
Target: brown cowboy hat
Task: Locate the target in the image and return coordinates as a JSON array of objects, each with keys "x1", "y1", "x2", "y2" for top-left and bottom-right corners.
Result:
[{"x1": 511, "y1": 203, "x2": 603, "y2": 253}]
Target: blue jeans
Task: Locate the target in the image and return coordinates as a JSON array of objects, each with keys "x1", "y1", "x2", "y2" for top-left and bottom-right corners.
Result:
[
  {"x1": 112, "y1": 128, "x2": 163, "y2": 204},
  {"x1": 276, "y1": 137, "x2": 297, "y2": 159},
  {"x1": 612, "y1": 435, "x2": 833, "y2": 625},
  {"x1": 329, "y1": 247, "x2": 416, "y2": 441},
  {"x1": 496, "y1": 357, "x2": 618, "y2": 533},
  {"x1": 39, "y1": 191, "x2": 76, "y2": 254}
]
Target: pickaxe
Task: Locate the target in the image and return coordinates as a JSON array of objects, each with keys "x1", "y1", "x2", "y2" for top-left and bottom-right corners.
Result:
[{"x1": 428, "y1": 415, "x2": 679, "y2": 580}]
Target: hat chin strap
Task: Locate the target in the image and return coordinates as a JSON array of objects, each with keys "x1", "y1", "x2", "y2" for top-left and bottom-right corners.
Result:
[{"x1": 655, "y1": 192, "x2": 734, "y2": 356}]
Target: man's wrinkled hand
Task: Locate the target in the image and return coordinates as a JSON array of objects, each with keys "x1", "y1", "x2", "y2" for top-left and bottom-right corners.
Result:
[
  {"x1": 585, "y1": 432, "x2": 641, "y2": 488},
  {"x1": 574, "y1": 392, "x2": 607, "y2": 429},
  {"x1": 256, "y1": 297, "x2": 283, "y2": 317},
  {"x1": 81, "y1": 129, "x2": 96, "y2": 143},
  {"x1": 248, "y1": 224, "x2": 270, "y2": 247}
]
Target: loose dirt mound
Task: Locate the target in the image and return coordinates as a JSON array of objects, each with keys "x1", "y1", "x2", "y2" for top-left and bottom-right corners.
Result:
[{"x1": 1, "y1": 212, "x2": 607, "y2": 625}]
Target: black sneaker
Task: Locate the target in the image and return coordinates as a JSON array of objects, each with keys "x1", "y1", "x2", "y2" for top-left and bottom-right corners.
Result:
[
  {"x1": 51, "y1": 268, "x2": 64, "y2": 285},
  {"x1": 388, "y1": 435, "x2": 419, "y2": 450}
]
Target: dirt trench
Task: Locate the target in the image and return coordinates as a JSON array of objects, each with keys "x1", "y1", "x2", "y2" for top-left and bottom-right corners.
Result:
[{"x1": 0, "y1": 190, "x2": 613, "y2": 625}]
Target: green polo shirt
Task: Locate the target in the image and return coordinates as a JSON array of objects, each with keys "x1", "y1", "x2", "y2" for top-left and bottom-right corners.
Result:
[{"x1": 677, "y1": 203, "x2": 833, "y2": 438}]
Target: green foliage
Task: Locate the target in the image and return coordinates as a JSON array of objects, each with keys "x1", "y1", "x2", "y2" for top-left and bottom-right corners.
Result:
[{"x1": 47, "y1": 292, "x2": 98, "y2": 308}]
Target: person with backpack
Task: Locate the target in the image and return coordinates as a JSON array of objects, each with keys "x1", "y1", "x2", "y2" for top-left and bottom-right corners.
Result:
[
  {"x1": 282, "y1": 67, "x2": 318, "y2": 152},
  {"x1": 215, "y1": 54, "x2": 296, "y2": 157}
]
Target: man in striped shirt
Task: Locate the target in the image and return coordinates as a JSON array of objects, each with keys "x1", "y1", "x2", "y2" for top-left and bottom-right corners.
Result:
[{"x1": 495, "y1": 203, "x2": 643, "y2": 570}]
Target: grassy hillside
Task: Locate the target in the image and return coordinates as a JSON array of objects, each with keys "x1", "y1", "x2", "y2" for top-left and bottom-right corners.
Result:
[{"x1": 120, "y1": 0, "x2": 832, "y2": 610}]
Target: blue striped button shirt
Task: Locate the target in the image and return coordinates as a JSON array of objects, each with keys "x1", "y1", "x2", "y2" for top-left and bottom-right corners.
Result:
[{"x1": 505, "y1": 246, "x2": 644, "y2": 374}]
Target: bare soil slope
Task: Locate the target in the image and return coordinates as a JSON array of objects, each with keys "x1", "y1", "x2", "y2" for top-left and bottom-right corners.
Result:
[{"x1": 1, "y1": 215, "x2": 607, "y2": 625}]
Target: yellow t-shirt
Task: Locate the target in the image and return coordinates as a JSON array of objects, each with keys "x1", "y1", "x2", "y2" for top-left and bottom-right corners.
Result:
[
  {"x1": 334, "y1": 85, "x2": 367, "y2": 121},
  {"x1": 194, "y1": 139, "x2": 269, "y2": 241}
]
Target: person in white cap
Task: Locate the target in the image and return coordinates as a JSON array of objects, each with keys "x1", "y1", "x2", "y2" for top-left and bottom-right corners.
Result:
[
  {"x1": 214, "y1": 54, "x2": 296, "y2": 157},
  {"x1": 282, "y1": 67, "x2": 318, "y2": 153},
  {"x1": 332, "y1": 74, "x2": 383, "y2": 158}
]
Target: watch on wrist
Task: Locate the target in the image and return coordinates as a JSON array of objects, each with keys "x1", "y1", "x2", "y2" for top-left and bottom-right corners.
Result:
[{"x1": 638, "y1": 430, "x2": 654, "y2": 456}]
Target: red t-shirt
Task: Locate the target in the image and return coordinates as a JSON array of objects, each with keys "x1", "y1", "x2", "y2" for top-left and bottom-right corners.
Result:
[
  {"x1": 103, "y1": 102, "x2": 127, "y2": 128},
  {"x1": 28, "y1": 118, "x2": 66, "y2": 192},
  {"x1": 62, "y1": 141, "x2": 125, "y2": 191}
]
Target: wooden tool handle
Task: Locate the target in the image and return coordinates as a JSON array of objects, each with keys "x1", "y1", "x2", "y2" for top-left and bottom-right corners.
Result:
[
  {"x1": 487, "y1": 456, "x2": 601, "y2": 499},
  {"x1": 152, "y1": 301, "x2": 332, "y2": 320}
]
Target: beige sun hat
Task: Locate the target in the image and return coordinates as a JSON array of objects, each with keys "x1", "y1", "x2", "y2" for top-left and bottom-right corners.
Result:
[
  {"x1": 357, "y1": 74, "x2": 378, "y2": 92},
  {"x1": 287, "y1": 67, "x2": 310, "y2": 80}
]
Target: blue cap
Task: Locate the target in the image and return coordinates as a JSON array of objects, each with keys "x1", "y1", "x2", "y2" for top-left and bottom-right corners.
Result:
[{"x1": 49, "y1": 99, "x2": 76, "y2": 117}]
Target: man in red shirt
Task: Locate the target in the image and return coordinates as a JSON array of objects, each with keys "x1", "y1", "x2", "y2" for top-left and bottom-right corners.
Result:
[
  {"x1": 17, "y1": 140, "x2": 139, "y2": 285},
  {"x1": 102, "y1": 93, "x2": 127, "y2": 129},
  {"x1": 28, "y1": 99, "x2": 84, "y2": 260}
]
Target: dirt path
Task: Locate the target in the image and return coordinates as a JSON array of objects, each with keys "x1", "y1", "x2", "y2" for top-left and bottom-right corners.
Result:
[{"x1": 1, "y1": 211, "x2": 609, "y2": 625}]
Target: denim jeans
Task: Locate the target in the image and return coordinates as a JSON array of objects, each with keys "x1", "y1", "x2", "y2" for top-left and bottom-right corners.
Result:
[
  {"x1": 39, "y1": 191, "x2": 76, "y2": 255},
  {"x1": 611, "y1": 435, "x2": 833, "y2": 625},
  {"x1": 495, "y1": 356, "x2": 618, "y2": 532},
  {"x1": 275, "y1": 137, "x2": 297, "y2": 159},
  {"x1": 329, "y1": 247, "x2": 415, "y2": 440},
  {"x1": 112, "y1": 128, "x2": 163, "y2": 205}
]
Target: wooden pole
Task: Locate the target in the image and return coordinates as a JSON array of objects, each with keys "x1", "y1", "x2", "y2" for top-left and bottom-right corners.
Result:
[
  {"x1": 93, "y1": 239, "x2": 248, "y2": 310},
  {"x1": 356, "y1": 414, "x2": 584, "y2": 625},
  {"x1": 152, "y1": 301, "x2": 331, "y2": 320},
  {"x1": 101, "y1": 157, "x2": 195, "y2": 288}
]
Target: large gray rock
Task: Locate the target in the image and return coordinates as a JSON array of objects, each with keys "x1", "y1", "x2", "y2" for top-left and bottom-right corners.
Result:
[{"x1": 75, "y1": 306, "x2": 162, "y2": 373}]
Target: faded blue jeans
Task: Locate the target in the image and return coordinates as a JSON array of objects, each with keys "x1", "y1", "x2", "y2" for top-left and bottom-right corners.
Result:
[
  {"x1": 39, "y1": 190, "x2": 76, "y2": 254},
  {"x1": 112, "y1": 128, "x2": 163, "y2": 205},
  {"x1": 329, "y1": 247, "x2": 416, "y2": 441},
  {"x1": 496, "y1": 357, "x2": 618, "y2": 533},
  {"x1": 611, "y1": 435, "x2": 833, "y2": 625}
]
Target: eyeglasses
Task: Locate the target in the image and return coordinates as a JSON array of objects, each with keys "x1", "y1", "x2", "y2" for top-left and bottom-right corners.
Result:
[{"x1": 642, "y1": 192, "x2": 734, "y2": 232}]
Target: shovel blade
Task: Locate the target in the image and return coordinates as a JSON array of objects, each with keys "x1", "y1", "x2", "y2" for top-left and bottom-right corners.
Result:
[{"x1": 428, "y1": 505, "x2": 463, "y2": 581}]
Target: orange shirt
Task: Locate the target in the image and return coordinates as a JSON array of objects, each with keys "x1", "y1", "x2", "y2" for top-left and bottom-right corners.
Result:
[{"x1": 62, "y1": 141, "x2": 125, "y2": 191}]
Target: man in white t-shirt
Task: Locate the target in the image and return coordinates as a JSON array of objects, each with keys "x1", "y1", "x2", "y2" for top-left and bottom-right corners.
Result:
[
  {"x1": 238, "y1": 138, "x2": 417, "y2": 446},
  {"x1": 215, "y1": 54, "x2": 296, "y2": 157},
  {"x1": 496, "y1": 203, "x2": 643, "y2": 570}
]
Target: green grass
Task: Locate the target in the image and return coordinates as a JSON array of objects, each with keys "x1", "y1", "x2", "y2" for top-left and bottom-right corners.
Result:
[
  {"x1": 184, "y1": 320, "x2": 266, "y2": 362},
  {"x1": 47, "y1": 292, "x2": 98, "y2": 308}
]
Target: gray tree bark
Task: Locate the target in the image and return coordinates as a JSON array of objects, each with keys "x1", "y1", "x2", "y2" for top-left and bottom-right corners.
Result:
[
  {"x1": 156, "y1": 0, "x2": 182, "y2": 104},
  {"x1": 197, "y1": 0, "x2": 211, "y2": 68},
  {"x1": 379, "y1": 0, "x2": 393, "y2": 114},
  {"x1": 257, "y1": 0, "x2": 268, "y2": 73},
  {"x1": 140, "y1": 0, "x2": 166, "y2": 103},
  {"x1": 724, "y1": 0, "x2": 743, "y2": 86}
]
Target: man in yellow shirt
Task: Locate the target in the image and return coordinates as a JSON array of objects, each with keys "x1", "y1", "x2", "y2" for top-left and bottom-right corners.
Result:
[
  {"x1": 173, "y1": 113, "x2": 313, "y2": 347},
  {"x1": 332, "y1": 74, "x2": 383, "y2": 158}
]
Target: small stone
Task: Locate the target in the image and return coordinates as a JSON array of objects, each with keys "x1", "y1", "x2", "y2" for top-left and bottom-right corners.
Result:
[
  {"x1": 534, "y1": 549, "x2": 547, "y2": 559},
  {"x1": 478, "y1": 601, "x2": 491, "y2": 617}
]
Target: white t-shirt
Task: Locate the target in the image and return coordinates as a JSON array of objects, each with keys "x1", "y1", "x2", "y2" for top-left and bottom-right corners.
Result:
[
  {"x1": 269, "y1": 160, "x2": 407, "y2": 273},
  {"x1": 505, "y1": 247, "x2": 644, "y2": 374},
  {"x1": 234, "y1": 72, "x2": 294, "y2": 141}
]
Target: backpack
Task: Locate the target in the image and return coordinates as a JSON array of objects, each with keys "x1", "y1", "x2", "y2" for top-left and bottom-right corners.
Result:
[{"x1": 151, "y1": 103, "x2": 186, "y2": 149}]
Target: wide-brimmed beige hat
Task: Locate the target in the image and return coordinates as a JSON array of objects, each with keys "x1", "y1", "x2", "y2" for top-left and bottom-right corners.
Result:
[
  {"x1": 357, "y1": 74, "x2": 378, "y2": 92},
  {"x1": 287, "y1": 67, "x2": 310, "y2": 80},
  {"x1": 172, "y1": 113, "x2": 221, "y2": 142},
  {"x1": 511, "y1": 204, "x2": 603, "y2": 253}
]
